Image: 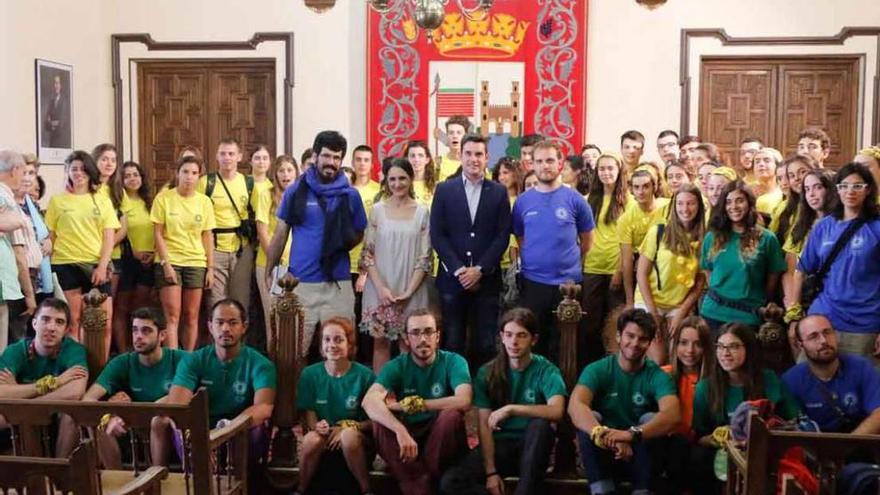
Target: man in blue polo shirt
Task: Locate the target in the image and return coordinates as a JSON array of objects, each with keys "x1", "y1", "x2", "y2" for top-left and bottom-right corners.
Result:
[
  {"x1": 783, "y1": 314, "x2": 880, "y2": 434},
  {"x1": 265, "y1": 131, "x2": 368, "y2": 357},
  {"x1": 512, "y1": 140, "x2": 594, "y2": 362}
]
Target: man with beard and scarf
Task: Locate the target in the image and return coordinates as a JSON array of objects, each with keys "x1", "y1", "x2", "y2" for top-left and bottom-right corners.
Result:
[
  {"x1": 783, "y1": 314, "x2": 880, "y2": 434},
  {"x1": 362, "y1": 309, "x2": 472, "y2": 495},
  {"x1": 169, "y1": 298, "x2": 276, "y2": 482},
  {"x1": 82, "y1": 307, "x2": 187, "y2": 467},
  {"x1": 266, "y1": 130, "x2": 367, "y2": 359},
  {"x1": 568, "y1": 308, "x2": 680, "y2": 495}
]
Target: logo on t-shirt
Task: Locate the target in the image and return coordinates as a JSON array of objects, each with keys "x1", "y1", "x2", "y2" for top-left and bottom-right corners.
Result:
[
  {"x1": 232, "y1": 380, "x2": 247, "y2": 397},
  {"x1": 346, "y1": 395, "x2": 358, "y2": 410},
  {"x1": 195, "y1": 214, "x2": 203, "y2": 223},
  {"x1": 524, "y1": 388, "x2": 536, "y2": 403},
  {"x1": 164, "y1": 381, "x2": 172, "y2": 392},
  {"x1": 555, "y1": 208, "x2": 569, "y2": 220},
  {"x1": 842, "y1": 392, "x2": 859, "y2": 408},
  {"x1": 632, "y1": 392, "x2": 646, "y2": 406},
  {"x1": 92, "y1": 206, "x2": 101, "y2": 217},
  {"x1": 851, "y1": 235, "x2": 865, "y2": 250},
  {"x1": 431, "y1": 383, "x2": 443, "y2": 398}
]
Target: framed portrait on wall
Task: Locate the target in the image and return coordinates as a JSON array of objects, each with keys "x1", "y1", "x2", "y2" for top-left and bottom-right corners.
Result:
[{"x1": 35, "y1": 59, "x2": 73, "y2": 164}]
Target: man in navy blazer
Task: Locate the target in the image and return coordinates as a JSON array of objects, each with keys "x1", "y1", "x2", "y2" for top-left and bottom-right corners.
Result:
[{"x1": 430, "y1": 134, "x2": 511, "y2": 367}]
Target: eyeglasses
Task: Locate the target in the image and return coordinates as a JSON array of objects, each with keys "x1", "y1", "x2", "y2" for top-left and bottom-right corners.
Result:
[
  {"x1": 716, "y1": 342, "x2": 744, "y2": 353},
  {"x1": 836, "y1": 183, "x2": 868, "y2": 192},
  {"x1": 406, "y1": 329, "x2": 437, "y2": 338}
]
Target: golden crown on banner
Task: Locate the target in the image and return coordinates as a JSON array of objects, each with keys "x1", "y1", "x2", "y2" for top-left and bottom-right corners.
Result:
[{"x1": 405, "y1": 12, "x2": 529, "y2": 58}]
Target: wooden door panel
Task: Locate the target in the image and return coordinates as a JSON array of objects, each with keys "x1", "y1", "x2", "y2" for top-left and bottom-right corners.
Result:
[
  {"x1": 138, "y1": 69, "x2": 208, "y2": 187},
  {"x1": 699, "y1": 63, "x2": 775, "y2": 166},
  {"x1": 139, "y1": 59, "x2": 276, "y2": 183},
  {"x1": 778, "y1": 62, "x2": 858, "y2": 167}
]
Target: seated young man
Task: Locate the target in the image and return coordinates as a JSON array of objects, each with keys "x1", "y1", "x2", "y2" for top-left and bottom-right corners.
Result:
[
  {"x1": 168, "y1": 298, "x2": 276, "y2": 477},
  {"x1": 568, "y1": 308, "x2": 681, "y2": 495},
  {"x1": 83, "y1": 307, "x2": 188, "y2": 467},
  {"x1": 362, "y1": 308, "x2": 471, "y2": 495},
  {"x1": 783, "y1": 314, "x2": 880, "y2": 434},
  {"x1": 0, "y1": 298, "x2": 88, "y2": 457},
  {"x1": 440, "y1": 307, "x2": 566, "y2": 495}
]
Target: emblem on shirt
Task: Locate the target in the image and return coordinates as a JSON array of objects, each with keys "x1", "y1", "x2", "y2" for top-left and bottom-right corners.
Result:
[
  {"x1": 431, "y1": 383, "x2": 443, "y2": 398},
  {"x1": 195, "y1": 214, "x2": 203, "y2": 223},
  {"x1": 346, "y1": 395, "x2": 358, "y2": 409},
  {"x1": 851, "y1": 235, "x2": 864, "y2": 249},
  {"x1": 232, "y1": 380, "x2": 247, "y2": 396},
  {"x1": 632, "y1": 392, "x2": 646, "y2": 406},
  {"x1": 93, "y1": 206, "x2": 101, "y2": 216},
  {"x1": 555, "y1": 207, "x2": 569, "y2": 220},
  {"x1": 843, "y1": 393, "x2": 859, "y2": 408},
  {"x1": 524, "y1": 388, "x2": 536, "y2": 403},
  {"x1": 164, "y1": 381, "x2": 172, "y2": 392}
]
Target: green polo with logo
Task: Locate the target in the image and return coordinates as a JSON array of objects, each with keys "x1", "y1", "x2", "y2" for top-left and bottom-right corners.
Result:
[
  {"x1": 474, "y1": 353, "x2": 568, "y2": 439},
  {"x1": 296, "y1": 361, "x2": 375, "y2": 424},
  {"x1": 0, "y1": 337, "x2": 87, "y2": 384},
  {"x1": 376, "y1": 349, "x2": 471, "y2": 424},
  {"x1": 172, "y1": 345, "x2": 276, "y2": 423},
  {"x1": 96, "y1": 348, "x2": 188, "y2": 402},
  {"x1": 576, "y1": 354, "x2": 676, "y2": 429}
]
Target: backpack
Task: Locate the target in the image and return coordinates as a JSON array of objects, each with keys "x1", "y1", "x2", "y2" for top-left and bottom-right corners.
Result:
[{"x1": 205, "y1": 172, "x2": 257, "y2": 246}]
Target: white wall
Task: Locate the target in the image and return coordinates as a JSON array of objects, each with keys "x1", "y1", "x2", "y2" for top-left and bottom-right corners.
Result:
[
  {"x1": 586, "y1": 0, "x2": 880, "y2": 160},
  {"x1": 3, "y1": 0, "x2": 880, "y2": 198}
]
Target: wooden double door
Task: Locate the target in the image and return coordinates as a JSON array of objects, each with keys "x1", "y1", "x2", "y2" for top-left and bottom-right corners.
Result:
[
  {"x1": 699, "y1": 56, "x2": 860, "y2": 168},
  {"x1": 138, "y1": 59, "x2": 276, "y2": 186}
]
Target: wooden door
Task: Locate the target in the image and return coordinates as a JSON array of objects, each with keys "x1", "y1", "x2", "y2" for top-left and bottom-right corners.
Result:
[
  {"x1": 699, "y1": 56, "x2": 859, "y2": 168},
  {"x1": 138, "y1": 59, "x2": 276, "y2": 186}
]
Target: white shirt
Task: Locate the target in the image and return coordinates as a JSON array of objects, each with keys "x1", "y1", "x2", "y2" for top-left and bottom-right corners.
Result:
[{"x1": 462, "y1": 174, "x2": 483, "y2": 224}]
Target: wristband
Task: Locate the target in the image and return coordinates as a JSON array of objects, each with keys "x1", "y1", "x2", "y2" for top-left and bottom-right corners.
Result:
[
  {"x1": 784, "y1": 303, "x2": 804, "y2": 324},
  {"x1": 336, "y1": 420, "x2": 360, "y2": 431},
  {"x1": 711, "y1": 425, "x2": 730, "y2": 448},
  {"x1": 485, "y1": 471, "x2": 499, "y2": 480},
  {"x1": 399, "y1": 395, "x2": 427, "y2": 415},
  {"x1": 590, "y1": 425, "x2": 610, "y2": 449},
  {"x1": 34, "y1": 375, "x2": 58, "y2": 396},
  {"x1": 98, "y1": 413, "x2": 113, "y2": 432}
]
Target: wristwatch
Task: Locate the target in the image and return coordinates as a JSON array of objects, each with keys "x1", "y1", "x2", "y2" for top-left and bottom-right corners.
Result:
[{"x1": 628, "y1": 425, "x2": 643, "y2": 443}]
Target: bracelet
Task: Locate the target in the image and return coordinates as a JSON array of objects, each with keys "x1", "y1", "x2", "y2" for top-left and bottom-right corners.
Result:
[
  {"x1": 590, "y1": 425, "x2": 610, "y2": 449},
  {"x1": 98, "y1": 413, "x2": 113, "y2": 432},
  {"x1": 336, "y1": 420, "x2": 360, "y2": 431},
  {"x1": 711, "y1": 426, "x2": 730, "y2": 448},
  {"x1": 34, "y1": 375, "x2": 58, "y2": 396},
  {"x1": 784, "y1": 304, "x2": 804, "y2": 324},
  {"x1": 399, "y1": 395, "x2": 427, "y2": 415},
  {"x1": 485, "y1": 471, "x2": 499, "y2": 479}
]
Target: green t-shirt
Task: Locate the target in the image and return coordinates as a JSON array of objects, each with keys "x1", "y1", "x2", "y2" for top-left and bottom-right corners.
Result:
[
  {"x1": 692, "y1": 369, "x2": 801, "y2": 436},
  {"x1": 576, "y1": 355, "x2": 676, "y2": 430},
  {"x1": 172, "y1": 345, "x2": 277, "y2": 423},
  {"x1": 376, "y1": 349, "x2": 471, "y2": 424},
  {"x1": 473, "y1": 354, "x2": 567, "y2": 439},
  {"x1": 296, "y1": 361, "x2": 375, "y2": 424},
  {"x1": 96, "y1": 348, "x2": 188, "y2": 403},
  {"x1": 699, "y1": 228, "x2": 786, "y2": 325},
  {"x1": 0, "y1": 337, "x2": 87, "y2": 384}
]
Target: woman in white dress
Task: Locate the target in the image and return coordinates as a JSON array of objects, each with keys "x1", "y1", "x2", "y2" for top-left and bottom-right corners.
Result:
[{"x1": 359, "y1": 158, "x2": 433, "y2": 372}]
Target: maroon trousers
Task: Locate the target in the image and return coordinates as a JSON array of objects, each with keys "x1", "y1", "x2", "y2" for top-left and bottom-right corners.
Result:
[{"x1": 373, "y1": 409, "x2": 467, "y2": 495}]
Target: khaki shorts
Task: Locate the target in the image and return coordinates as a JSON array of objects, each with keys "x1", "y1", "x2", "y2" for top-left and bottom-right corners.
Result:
[
  {"x1": 295, "y1": 281, "x2": 355, "y2": 357},
  {"x1": 154, "y1": 265, "x2": 207, "y2": 289}
]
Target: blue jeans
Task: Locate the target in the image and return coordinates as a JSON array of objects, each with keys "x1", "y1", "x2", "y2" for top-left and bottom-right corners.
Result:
[{"x1": 577, "y1": 413, "x2": 656, "y2": 494}]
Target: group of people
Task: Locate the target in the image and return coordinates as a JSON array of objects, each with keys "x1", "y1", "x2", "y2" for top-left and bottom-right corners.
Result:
[{"x1": 0, "y1": 119, "x2": 878, "y2": 494}]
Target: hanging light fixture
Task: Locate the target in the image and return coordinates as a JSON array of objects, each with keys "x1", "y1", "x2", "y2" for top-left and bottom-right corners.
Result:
[{"x1": 368, "y1": 0, "x2": 494, "y2": 29}]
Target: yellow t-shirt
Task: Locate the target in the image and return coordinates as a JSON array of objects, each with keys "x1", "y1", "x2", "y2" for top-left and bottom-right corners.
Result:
[
  {"x1": 46, "y1": 192, "x2": 121, "y2": 265},
  {"x1": 150, "y1": 188, "x2": 216, "y2": 267},
  {"x1": 501, "y1": 195, "x2": 517, "y2": 270},
  {"x1": 196, "y1": 173, "x2": 259, "y2": 253},
  {"x1": 757, "y1": 189, "x2": 784, "y2": 217},
  {"x1": 254, "y1": 189, "x2": 293, "y2": 268},
  {"x1": 349, "y1": 181, "x2": 382, "y2": 273},
  {"x1": 437, "y1": 155, "x2": 461, "y2": 182},
  {"x1": 120, "y1": 193, "x2": 154, "y2": 253},
  {"x1": 97, "y1": 184, "x2": 123, "y2": 260},
  {"x1": 584, "y1": 195, "x2": 631, "y2": 274},
  {"x1": 617, "y1": 197, "x2": 671, "y2": 254},
  {"x1": 635, "y1": 224, "x2": 700, "y2": 309},
  {"x1": 413, "y1": 180, "x2": 434, "y2": 207}
]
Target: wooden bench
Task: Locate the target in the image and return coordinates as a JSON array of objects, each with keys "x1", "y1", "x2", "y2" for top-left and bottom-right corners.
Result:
[
  {"x1": 726, "y1": 415, "x2": 880, "y2": 494},
  {"x1": 0, "y1": 390, "x2": 251, "y2": 495},
  {"x1": 0, "y1": 438, "x2": 167, "y2": 495}
]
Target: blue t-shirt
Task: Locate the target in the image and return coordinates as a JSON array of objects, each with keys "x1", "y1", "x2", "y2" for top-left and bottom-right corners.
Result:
[
  {"x1": 798, "y1": 216, "x2": 880, "y2": 333},
  {"x1": 276, "y1": 169, "x2": 368, "y2": 282},
  {"x1": 782, "y1": 353, "x2": 880, "y2": 432},
  {"x1": 512, "y1": 186, "x2": 594, "y2": 285}
]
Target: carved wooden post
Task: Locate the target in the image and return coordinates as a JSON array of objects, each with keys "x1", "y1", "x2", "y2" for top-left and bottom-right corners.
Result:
[
  {"x1": 554, "y1": 281, "x2": 585, "y2": 477},
  {"x1": 81, "y1": 289, "x2": 108, "y2": 383},
  {"x1": 267, "y1": 274, "x2": 304, "y2": 488}
]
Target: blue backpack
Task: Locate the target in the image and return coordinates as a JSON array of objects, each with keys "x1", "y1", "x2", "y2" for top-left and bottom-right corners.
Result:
[{"x1": 838, "y1": 463, "x2": 880, "y2": 495}]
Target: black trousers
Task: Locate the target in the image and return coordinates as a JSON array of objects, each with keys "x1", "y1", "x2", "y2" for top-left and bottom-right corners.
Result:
[
  {"x1": 440, "y1": 283, "x2": 501, "y2": 368},
  {"x1": 518, "y1": 278, "x2": 564, "y2": 363},
  {"x1": 439, "y1": 418, "x2": 555, "y2": 495}
]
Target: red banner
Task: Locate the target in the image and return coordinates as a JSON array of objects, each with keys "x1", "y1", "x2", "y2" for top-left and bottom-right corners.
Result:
[{"x1": 366, "y1": 0, "x2": 588, "y2": 162}]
